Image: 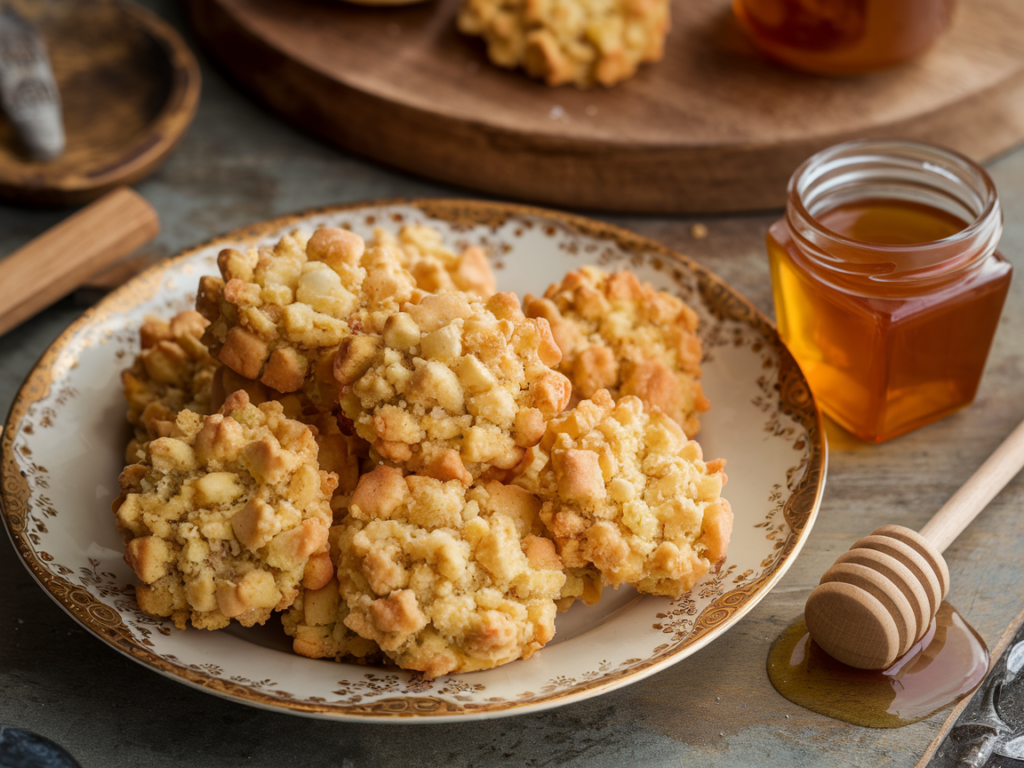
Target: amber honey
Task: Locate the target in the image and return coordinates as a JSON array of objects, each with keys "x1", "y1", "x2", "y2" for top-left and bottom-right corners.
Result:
[
  {"x1": 768, "y1": 603, "x2": 988, "y2": 728},
  {"x1": 733, "y1": 0, "x2": 956, "y2": 75},
  {"x1": 769, "y1": 141, "x2": 1011, "y2": 443}
]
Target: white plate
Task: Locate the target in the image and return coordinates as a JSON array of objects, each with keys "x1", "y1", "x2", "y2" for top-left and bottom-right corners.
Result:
[{"x1": 1, "y1": 200, "x2": 826, "y2": 722}]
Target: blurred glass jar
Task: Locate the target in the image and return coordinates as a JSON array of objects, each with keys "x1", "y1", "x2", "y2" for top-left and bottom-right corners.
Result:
[{"x1": 733, "y1": 0, "x2": 957, "y2": 75}]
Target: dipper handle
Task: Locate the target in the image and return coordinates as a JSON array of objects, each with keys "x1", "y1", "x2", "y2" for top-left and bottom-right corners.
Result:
[
  {"x1": 919, "y1": 417, "x2": 1024, "y2": 553},
  {"x1": 806, "y1": 415, "x2": 1024, "y2": 669}
]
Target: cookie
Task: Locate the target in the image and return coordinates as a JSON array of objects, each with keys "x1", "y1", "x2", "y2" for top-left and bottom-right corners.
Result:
[
  {"x1": 525, "y1": 266, "x2": 709, "y2": 437},
  {"x1": 121, "y1": 310, "x2": 217, "y2": 463},
  {"x1": 335, "y1": 291, "x2": 572, "y2": 484},
  {"x1": 197, "y1": 228, "x2": 423, "y2": 409},
  {"x1": 334, "y1": 465, "x2": 566, "y2": 678},
  {"x1": 556, "y1": 565, "x2": 603, "y2": 610},
  {"x1": 281, "y1": 529, "x2": 382, "y2": 662},
  {"x1": 209, "y1": 364, "x2": 369, "y2": 518},
  {"x1": 197, "y1": 226, "x2": 498, "y2": 409},
  {"x1": 516, "y1": 389, "x2": 732, "y2": 598},
  {"x1": 457, "y1": 0, "x2": 670, "y2": 88},
  {"x1": 113, "y1": 390, "x2": 336, "y2": 630},
  {"x1": 373, "y1": 225, "x2": 496, "y2": 299}
]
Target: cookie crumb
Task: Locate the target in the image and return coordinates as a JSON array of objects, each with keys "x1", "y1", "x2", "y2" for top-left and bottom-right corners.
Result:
[{"x1": 690, "y1": 223, "x2": 708, "y2": 239}]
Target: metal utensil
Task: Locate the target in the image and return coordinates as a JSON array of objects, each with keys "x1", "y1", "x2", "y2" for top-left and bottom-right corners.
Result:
[{"x1": 0, "y1": 5, "x2": 64, "y2": 161}]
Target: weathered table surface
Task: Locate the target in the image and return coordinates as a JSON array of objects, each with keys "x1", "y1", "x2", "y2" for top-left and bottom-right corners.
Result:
[{"x1": 2, "y1": 3, "x2": 1023, "y2": 766}]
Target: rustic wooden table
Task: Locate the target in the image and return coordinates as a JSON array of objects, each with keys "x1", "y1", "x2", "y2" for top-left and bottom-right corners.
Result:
[{"x1": 1, "y1": 2, "x2": 1023, "y2": 766}]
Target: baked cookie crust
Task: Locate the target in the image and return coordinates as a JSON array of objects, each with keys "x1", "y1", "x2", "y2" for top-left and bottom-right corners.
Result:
[
  {"x1": 114, "y1": 391, "x2": 337, "y2": 630},
  {"x1": 335, "y1": 291, "x2": 571, "y2": 484},
  {"x1": 334, "y1": 465, "x2": 566, "y2": 678},
  {"x1": 516, "y1": 389, "x2": 732, "y2": 598},
  {"x1": 121, "y1": 310, "x2": 217, "y2": 463},
  {"x1": 457, "y1": 0, "x2": 670, "y2": 88},
  {"x1": 526, "y1": 266, "x2": 709, "y2": 437},
  {"x1": 197, "y1": 226, "x2": 497, "y2": 410},
  {"x1": 281, "y1": 524, "x2": 382, "y2": 663},
  {"x1": 373, "y1": 224, "x2": 496, "y2": 299}
]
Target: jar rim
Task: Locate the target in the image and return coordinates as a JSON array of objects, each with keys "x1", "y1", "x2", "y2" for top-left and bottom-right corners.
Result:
[{"x1": 787, "y1": 139, "x2": 1000, "y2": 256}]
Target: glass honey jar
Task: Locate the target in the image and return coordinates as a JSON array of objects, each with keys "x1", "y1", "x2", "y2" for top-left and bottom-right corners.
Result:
[
  {"x1": 768, "y1": 140, "x2": 1011, "y2": 443},
  {"x1": 733, "y1": 0, "x2": 956, "y2": 75}
]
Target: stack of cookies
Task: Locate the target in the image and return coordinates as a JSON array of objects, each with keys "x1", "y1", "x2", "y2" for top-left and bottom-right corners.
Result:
[{"x1": 113, "y1": 224, "x2": 731, "y2": 678}]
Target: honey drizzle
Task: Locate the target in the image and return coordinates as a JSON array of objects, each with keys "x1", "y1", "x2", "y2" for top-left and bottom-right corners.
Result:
[{"x1": 768, "y1": 602, "x2": 989, "y2": 728}]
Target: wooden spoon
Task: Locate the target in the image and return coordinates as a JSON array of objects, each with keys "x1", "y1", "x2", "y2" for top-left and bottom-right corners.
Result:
[{"x1": 805, "y1": 416, "x2": 1024, "y2": 669}]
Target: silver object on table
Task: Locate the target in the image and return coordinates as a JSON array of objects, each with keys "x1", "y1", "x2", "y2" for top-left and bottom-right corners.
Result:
[
  {"x1": 0, "y1": 5, "x2": 63, "y2": 162},
  {"x1": 1005, "y1": 639, "x2": 1024, "y2": 684},
  {"x1": 949, "y1": 639, "x2": 1024, "y2": 766}
]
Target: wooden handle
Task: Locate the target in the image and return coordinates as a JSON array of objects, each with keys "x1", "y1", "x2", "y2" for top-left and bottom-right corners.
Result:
[
  {"x1": 807, "y1": 418, "x2": 1024, "y2": 669},
  {"x1": 919, "y1": 416, "x2": 1024, "y2": 553},
  {"x1": 80, "y1": 254, "x2": 150, "y2": 292},
  {"x1": 0, "y1": 187, "x2": 159, "y2": 338}
]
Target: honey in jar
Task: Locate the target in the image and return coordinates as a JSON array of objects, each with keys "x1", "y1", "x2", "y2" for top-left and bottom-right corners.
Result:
[
  {"x1": 768, "y1": 140, "x2": 1011, "y2": 443},
  {"x1": 733, "y1": 0, "x2": 956, "y2": 75}
]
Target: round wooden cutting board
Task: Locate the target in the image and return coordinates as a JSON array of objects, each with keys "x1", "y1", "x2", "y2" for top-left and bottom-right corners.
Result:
[{"x1": 188, "y1": 0, "x2": 1024, "y2": 214}]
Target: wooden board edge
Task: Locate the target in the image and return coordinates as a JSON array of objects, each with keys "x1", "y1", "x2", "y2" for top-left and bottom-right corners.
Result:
[{"x1": 187, "y1": 0, "x2": 1024, "y2": 214}]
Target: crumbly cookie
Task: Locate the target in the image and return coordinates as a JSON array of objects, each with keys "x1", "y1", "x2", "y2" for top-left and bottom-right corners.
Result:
[
  {"x1": 525, "y1": 266, "x2": 709, "y2": 437},
  {"x1": 334, "y1": 465, "x2": 565, "y2": 678},
  {"x1": 457, "y1": 0, "x2": 670, "y2": 88},
  {"x1": 209, "y1": 365, "x2": 369, "y2": 518},
  {"x1": 197, "y1": 228, "x2": 423, "y2": 410},
  {"x1": 121, "y1": 310, "x2": 217, "y2": 463},
  {"x1": 335, "y1": 291, "x2": 572, "y2": 484},
  {"x1": 373, "y1": 225, "x2": 496, "y2": 299},
  {"x1": 281, "y1": 527, "x2": 382, "y2": 662},
  {"x1": 516, "y1": 389, "x2": 732, "y2": 598},
  {"x1": 197, "y1": 226, "x2": 497, "y2": 409},
  {"x1": 282, "y1": 581, "x2": 383, "y2": 662},
  {"x1": 114, "y1": 391, "x2": 337, "y2": 630},
  {"x1": 556, "y1": 565, "x2": 604, "y2": 610}
]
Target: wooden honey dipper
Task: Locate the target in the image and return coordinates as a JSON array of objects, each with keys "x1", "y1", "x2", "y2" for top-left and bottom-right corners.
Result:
[{"x1": 805, "y1": 416, "x2": 1024, "y2": 669}]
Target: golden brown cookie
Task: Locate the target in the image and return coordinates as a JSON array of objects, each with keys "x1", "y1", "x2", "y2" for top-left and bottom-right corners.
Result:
[
  {"x1": 209, "y1": 365, "x2": 370, "y2": 518},
  {"x1": 197, "y1": 228, "x2": 423, "y2": 409},
  {"x1": 516, "y1": 389, "x2": 732, "y2": 598},
  {"x1": 121, "y1": 310, "x2": 217, "y2": 463},
  {"x1": 525, "y1": 266, "x2": 709, "y2": 437},
  {"x1": 333, "y1": 465, "x2": 566, "y2": 678},
  {"x1": 556, "y1": 565, "x2": 604, "y2": 610},
  {"x1": 457, "y1": 0, "x2": 670, "y2": 88},
  {"x1": 114, "y1": 391, "x2": 337, "y2": 630},
  {"x1": 281, "y1": 527, "x2": 382, "y2": 662},
  {"x1": 373, "y1": 225, "x2": 496, "y2": 299},
  {"x1": 335, "y1": 291, "x2": 572, "y2": 484}
]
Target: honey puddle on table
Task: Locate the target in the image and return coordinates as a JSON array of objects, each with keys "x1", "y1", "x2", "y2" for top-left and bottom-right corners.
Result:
[{"x1": 768, "y1": 602, "x2": 989, "y2": 727}]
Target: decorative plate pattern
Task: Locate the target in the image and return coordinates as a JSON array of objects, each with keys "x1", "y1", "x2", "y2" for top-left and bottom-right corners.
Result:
[{"x1": 0, "y1": 200, "x2": 826, "y2": 722}]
